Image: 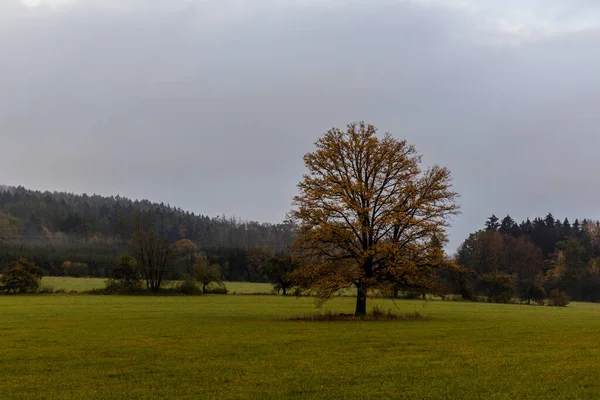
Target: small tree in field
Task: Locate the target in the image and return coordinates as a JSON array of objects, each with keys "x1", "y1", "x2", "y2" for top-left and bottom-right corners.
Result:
[
  {"x1": 289, "y1": 122, "x2": 460, "y2": 316},
  {"x1": 259, "y1": 254, "x2": 298, "y2": 295},
  {"x1": 192, "y1": 257, "x2": 223, "y2": 293},
  {"x1": 0, "y1": 258, "x2": 41, "y2": 293}
]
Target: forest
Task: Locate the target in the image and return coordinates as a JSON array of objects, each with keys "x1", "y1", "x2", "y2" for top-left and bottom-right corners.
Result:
[
  {"x1": 452, "y1": 214, "x2": 600, "y2": 303},
  {"x1": 0, "y1": 185, "x2": 294, "y2": 281}
]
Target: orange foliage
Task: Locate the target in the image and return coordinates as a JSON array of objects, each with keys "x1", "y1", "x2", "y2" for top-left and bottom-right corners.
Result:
[{"x1": 288, "y1": 122, "x2": 460, "y2": 315}]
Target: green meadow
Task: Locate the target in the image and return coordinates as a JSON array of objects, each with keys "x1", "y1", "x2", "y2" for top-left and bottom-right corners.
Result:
[
  {"x1": 40, "y1": 276, "x2": 275, "y2": 295},
  {"x1": 2, "y1": 282, "x2": 600, "y2": 399}
]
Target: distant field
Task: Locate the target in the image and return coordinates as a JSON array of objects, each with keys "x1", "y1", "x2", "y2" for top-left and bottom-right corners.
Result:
[
  {"x1": 3, "y1": 294, "x2": 600, "y2": 399},
  {"x1": 41, "y1": 277, "x2": 275, "y2": 294}
]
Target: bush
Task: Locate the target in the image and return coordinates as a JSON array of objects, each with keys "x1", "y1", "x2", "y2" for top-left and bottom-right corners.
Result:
[
  {"x1": 103, "y1": 280, "x2": 143, "y2": 294},
  {"x1": 548, "y1": 289, "x2": 570, "y2": 307},
  {"x1": 38, "y1": 284, "x2": 55, "y2": 294},
  {"x1": 174, "y1": 277, "x2": 202, "y2": 295},
  {"x1": 107, "y1": 254, "x2": 141, "y2": 291},
  {"x1": 204, "y1": 282, "x2": 228, "y2": 294},
  {"x1": 0, "y1": 258, "x2": 41, "y2": 294}
]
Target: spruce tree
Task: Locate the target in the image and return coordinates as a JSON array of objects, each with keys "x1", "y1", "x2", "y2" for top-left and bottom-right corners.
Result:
[{"x1": 485, "y1": 215, "x2": 500, "y2": 231}]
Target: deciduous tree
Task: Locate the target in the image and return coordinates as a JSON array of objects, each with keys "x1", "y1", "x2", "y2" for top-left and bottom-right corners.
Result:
[
  {"x1": 259, "y1": 253, "x2": 298, "y2": 295},
  {"x1": 288, "y1": 122, "x2": 460, "y2": 316},
  {"x1": 131, "y1": 211, "x2": 175, "y2": 292},
  {"x1": 0, "y1": 258, "x2": 41, "y2": 293},
  {"x1": 192, "y1": 257, "x2": 223, "y2": 293}
]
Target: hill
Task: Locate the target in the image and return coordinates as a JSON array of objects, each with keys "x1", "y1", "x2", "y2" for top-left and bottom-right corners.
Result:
[{"x1": 0, "y1": 185, "x2": 294, "y2": 280}]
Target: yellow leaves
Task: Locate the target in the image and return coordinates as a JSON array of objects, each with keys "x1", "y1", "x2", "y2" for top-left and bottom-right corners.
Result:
[{"x1": 289, "y1": 122, "x2": 460, "y2": 302}]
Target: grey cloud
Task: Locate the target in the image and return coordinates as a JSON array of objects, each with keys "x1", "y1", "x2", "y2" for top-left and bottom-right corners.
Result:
[{"x1": 1, "y1": 0, "x2": 599, "y2": 251}]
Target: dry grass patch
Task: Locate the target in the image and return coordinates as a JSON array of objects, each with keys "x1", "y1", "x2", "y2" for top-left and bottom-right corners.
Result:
[{"x1": 289, "y1": 306, "x2": 428, "y2": 321}]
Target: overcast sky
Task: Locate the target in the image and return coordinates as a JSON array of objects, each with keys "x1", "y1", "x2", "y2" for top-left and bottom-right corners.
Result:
[{"x1": 1, "y1": 0, "x2": 600, "y2": 252}]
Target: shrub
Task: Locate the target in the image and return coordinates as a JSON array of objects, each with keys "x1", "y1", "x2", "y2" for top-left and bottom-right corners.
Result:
[
  {"x1": 548, "y1": 289, "x2": 570, "y2": 307},
  {"x1": 38, "y1": 284, "x2": 55, "y2": 294},
  {"x1": 0, "y1": 258, "x2": 41, "y2": 294},
  {"x1": 104, "y1": 280, "x2": 143, "y2": 294},
  {"x1": 107, "y1": 254, "x2": 141, "y2": 291},
  {"x1": 175, "y1": 277, "x2": 202, "y2": 295},
  {"x1": 204, "y1": 282, "x2": 228, "y2": 294}
]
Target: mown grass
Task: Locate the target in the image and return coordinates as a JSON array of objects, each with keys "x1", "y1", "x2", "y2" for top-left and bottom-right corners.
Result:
[
  {"x1": 2, "y1": 293, "x2": 600, "y2": 399},
  {"x1": 41, "y1": 276, "x2": 275, "y2": 294}
]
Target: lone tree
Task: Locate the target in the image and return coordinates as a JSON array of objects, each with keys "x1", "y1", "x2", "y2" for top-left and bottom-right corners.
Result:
[
  {"x1": 192, "y1": 256, "x2": 223, "y2": 293},
  {"x1": 259, "y1": 253, "x2": 298, "y2": 295},
  {"x1": 289, "y1": 122, "x2": 460, "y2": 316}
]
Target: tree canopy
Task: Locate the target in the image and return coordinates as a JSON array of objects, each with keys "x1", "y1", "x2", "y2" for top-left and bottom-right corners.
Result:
[
  {"x1": 455, "y1": 213, "x2": 600, "y2": 303},
  {"x1": 289, "y1": 122, "x2": 460, "y2": 316}
]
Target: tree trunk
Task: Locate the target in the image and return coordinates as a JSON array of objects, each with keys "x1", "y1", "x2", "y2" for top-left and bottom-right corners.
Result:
[
  {"x1": 355, "y1": 285, "x2": 367, "y2": 316},
  {"x1": 203, "y1": 283, "x2": 207, "y2": 293},
  {"x1": 282, "y1": 287, "x2": 287, "y2": 296}
]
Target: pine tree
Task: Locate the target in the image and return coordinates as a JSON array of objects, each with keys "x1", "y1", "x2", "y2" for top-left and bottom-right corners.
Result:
[
  {"x1": 485, "y1": 215, "x2": 500, "y2": 231},
  {"x1": 520, "y1": 218, "x2": 533, "y2": 236},
  {"x1": 562, "y1": 218, "x2": 572, "y2": 239},
  {"x1": 573, "y1": 219, "x2": 581, "y2": 236}
]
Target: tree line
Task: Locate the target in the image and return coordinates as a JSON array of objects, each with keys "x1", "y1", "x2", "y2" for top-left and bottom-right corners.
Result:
[
  {"x1": 450, "y1": 214, "x2": 600, "y2": 303},
  {"x1": 0, "y1": 186, "x2": 295, "y2": 282},
  {"x1": 0, "y1": 185, "x2": 294, "y2": 248}
]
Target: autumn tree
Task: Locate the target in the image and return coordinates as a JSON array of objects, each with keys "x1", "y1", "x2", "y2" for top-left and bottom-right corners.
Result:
[
  {"x1": 288, "y1": 122, "x2": 460, "y2": 316},
  {"x1": 0, "y1": 258, "x2": 41, "y2": 293}
]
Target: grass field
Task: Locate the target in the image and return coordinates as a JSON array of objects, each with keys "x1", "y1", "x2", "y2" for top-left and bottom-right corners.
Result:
[
  {"x1": 41, "y1": 276, "x2": 275, "y2": 294},
  {"x1": 3, "y1": 284, "x2": 600, "y2": 399}
]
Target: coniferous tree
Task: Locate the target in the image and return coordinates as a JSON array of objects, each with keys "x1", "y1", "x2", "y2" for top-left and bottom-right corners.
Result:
[
  {"x1": 520, "y1": 218, "x2": 533, "y2": 236},
  {"x1": 562, "y1": 218, "x2": 572, "y2": 239},
  {"x1": 485, "y1": 215, "x2": 500, "y2": 231},
  {"x1": 499, "y1": 215, "x2": 515, "y2": 235},
  {"x1": 572, "y1": 219, "x2": 581, "y2": 236}
]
